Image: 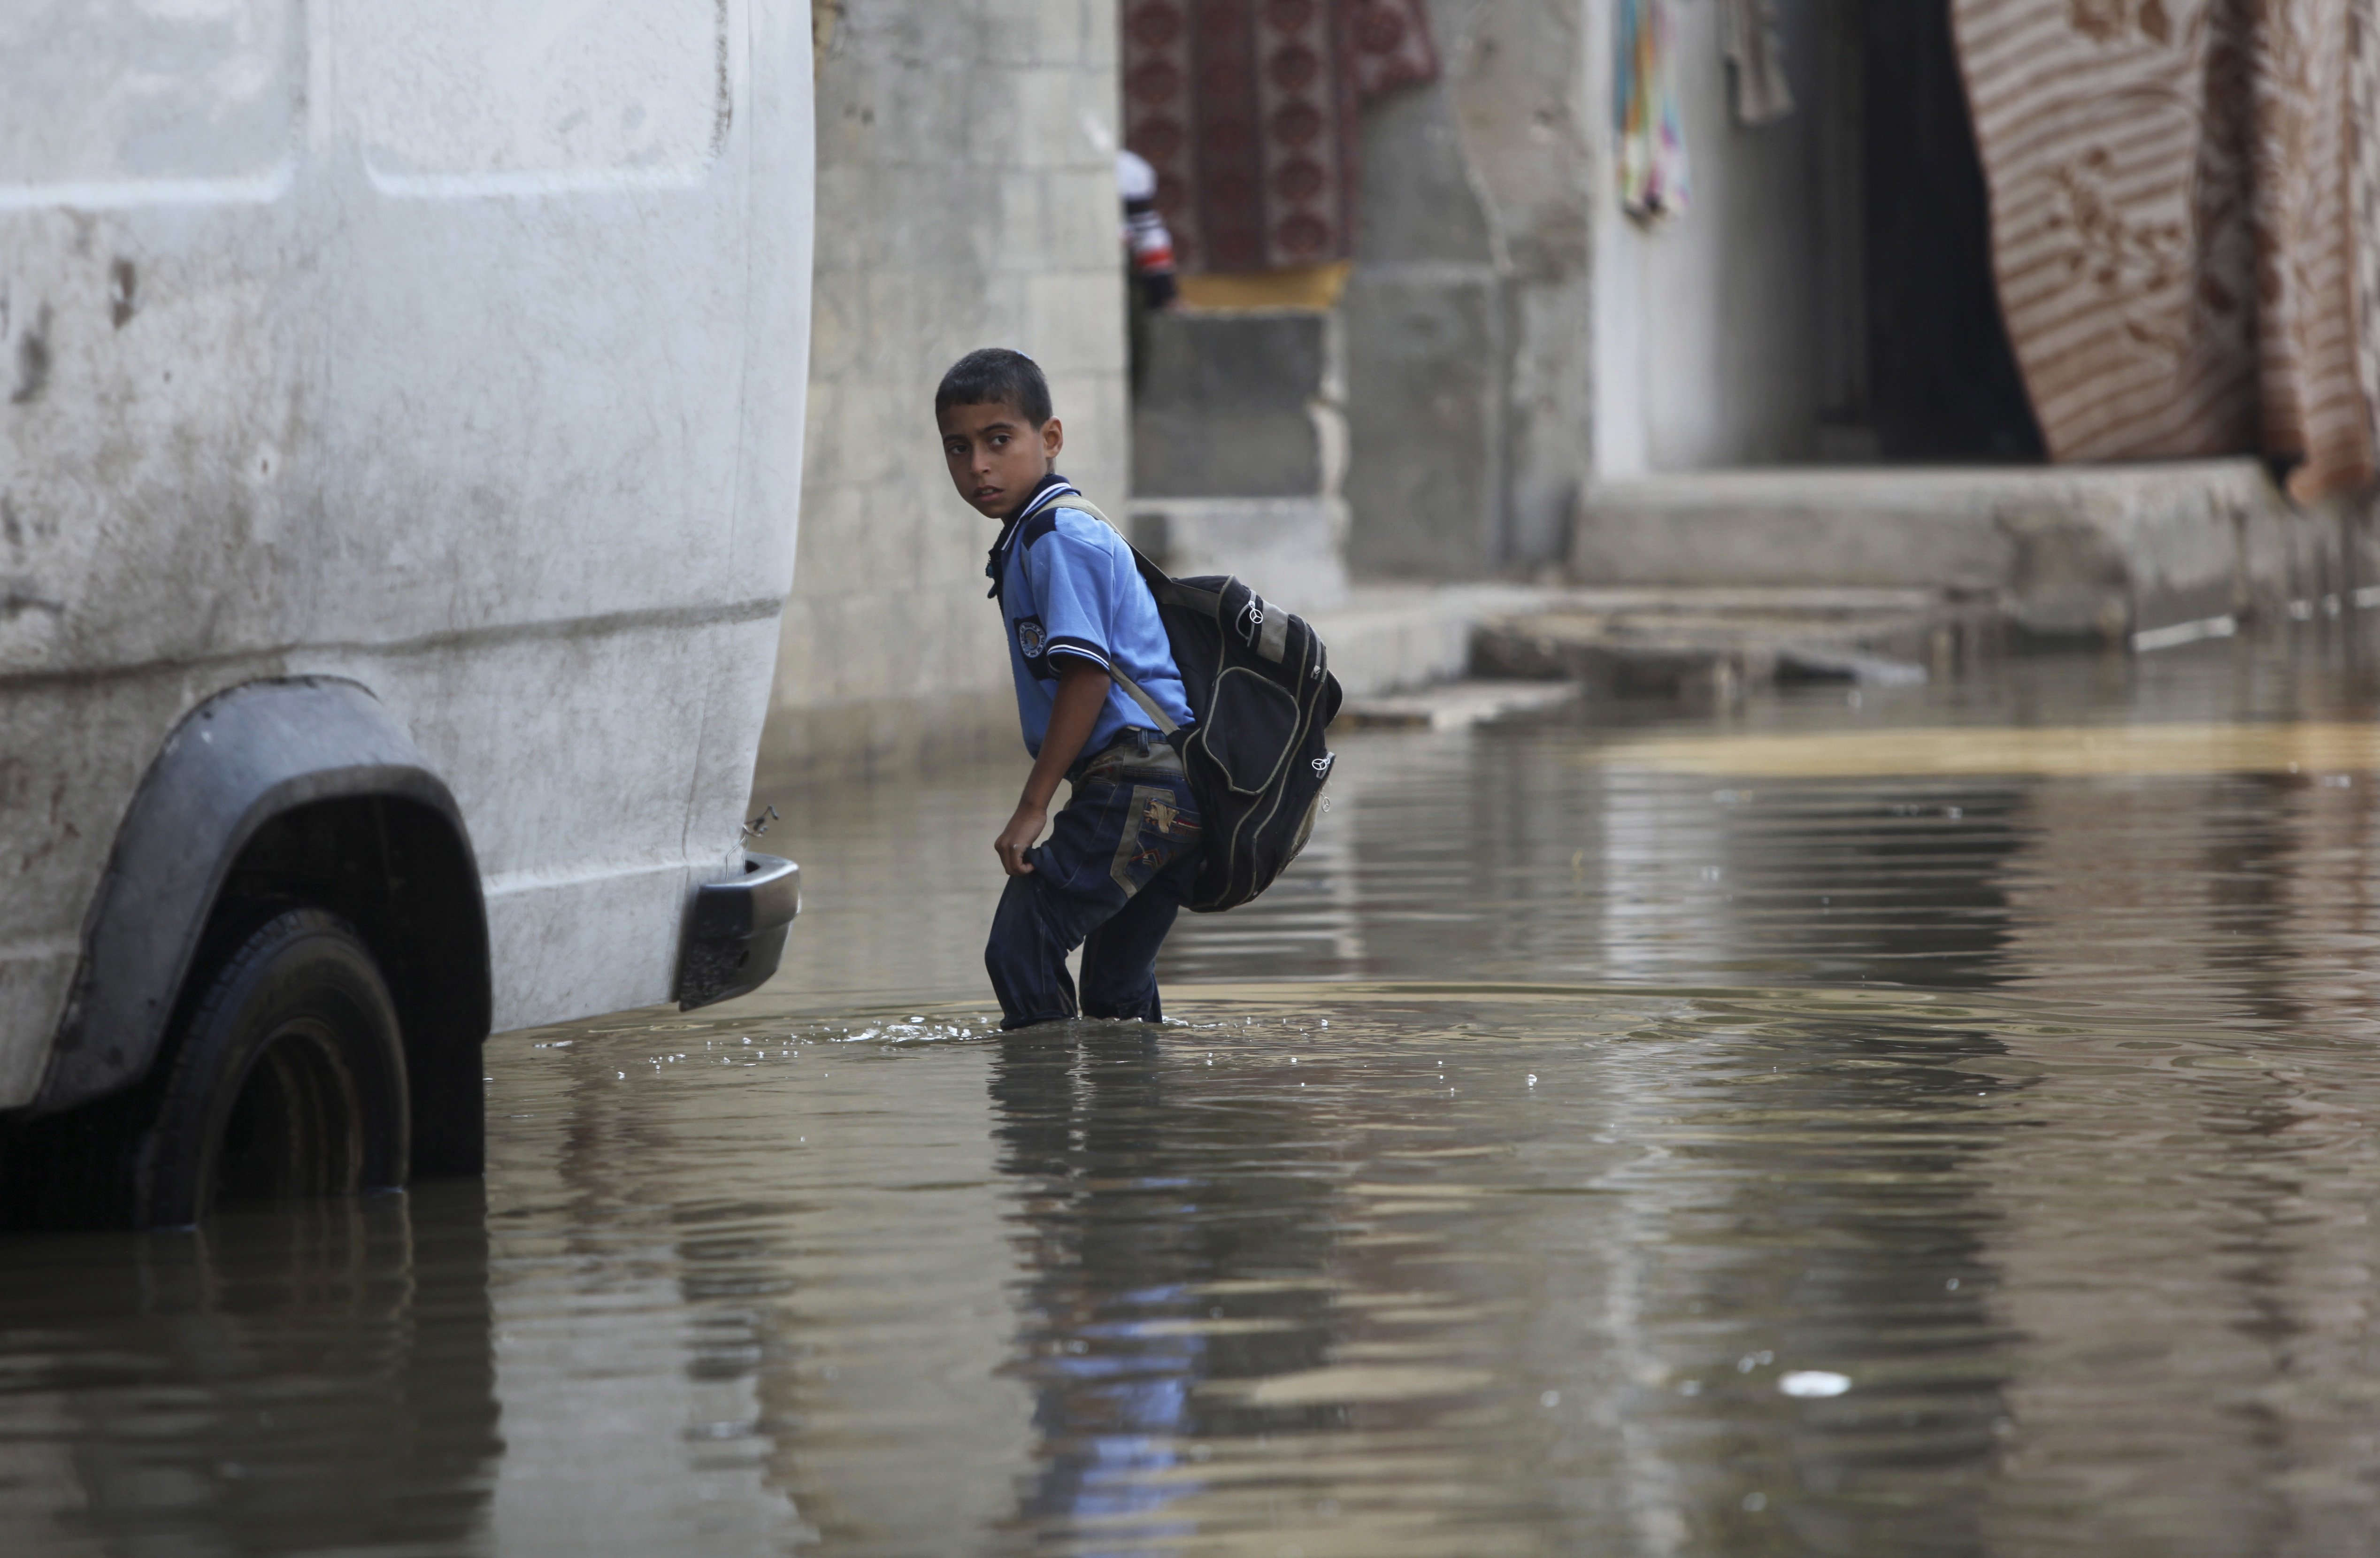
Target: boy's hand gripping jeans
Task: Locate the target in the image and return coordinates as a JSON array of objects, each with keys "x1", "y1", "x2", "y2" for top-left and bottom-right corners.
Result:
[{"x1": 985, "y1": 742, "x2": 1203, "y2": 1030}]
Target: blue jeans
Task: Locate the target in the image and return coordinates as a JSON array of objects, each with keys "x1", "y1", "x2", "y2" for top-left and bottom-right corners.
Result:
[{"x1": 985, "y1": 743, "x2": 1203, "y2": 1030}]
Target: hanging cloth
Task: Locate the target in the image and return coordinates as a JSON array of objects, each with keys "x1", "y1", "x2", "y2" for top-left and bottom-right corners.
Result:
[
  {"x1": 1723, "y1": 0, "x2": 1795, "y2": 125},
  {"x1": 2347, "y1": 0, "x2": 2380, "y2": 482},
  {"x1": 1952, "y1": 0, "x2": 2376, "y2": 501},
  {"x1": 1119, "y1": 0, "x2": 1441, "y2": 275},
  {"x1": 1618, "y1": 0, "x2": 1691, "y2": 223}
]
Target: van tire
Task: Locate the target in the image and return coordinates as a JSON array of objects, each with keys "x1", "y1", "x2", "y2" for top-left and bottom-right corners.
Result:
[
  {"x1": 128, "y1": 908, "x2": 411, "y2": 1228},
  {"x1": 0, "y1": 910, "x2": 412, "y2": 1230}
]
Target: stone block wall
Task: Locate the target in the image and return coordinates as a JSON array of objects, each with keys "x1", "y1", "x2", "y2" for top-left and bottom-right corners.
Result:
[
  {"x1": 1129, "y1": 309, "x2": 1351, "y2": 613},
  {"x1": 1342, "y1": 0, "x2": 1597, "y2": 581},
  {"x1": 759, "y1": 0, "x2": 1130, "y2": 781},
  {"x1": 1342, "y1": 0, "x2": 1840, "y2": 577}
]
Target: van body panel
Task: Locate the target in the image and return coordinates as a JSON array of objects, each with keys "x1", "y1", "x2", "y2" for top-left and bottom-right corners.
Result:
[
  {"x1": 36, "y1": 677, "x2": 481, "y2": 1113},
  {"x1": 0, "y1": 0, "x2": 812, "y2": 1105}
]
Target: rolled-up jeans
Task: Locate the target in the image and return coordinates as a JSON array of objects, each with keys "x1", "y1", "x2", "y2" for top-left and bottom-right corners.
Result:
[{"x1": 985, "y1": 732, "x2": 1204, "y2": 1030}]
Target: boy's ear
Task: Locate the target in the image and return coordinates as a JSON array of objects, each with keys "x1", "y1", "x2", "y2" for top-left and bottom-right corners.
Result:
[{"x1": 1042, "y1": 417, "x2": 1064, "y2": 464}]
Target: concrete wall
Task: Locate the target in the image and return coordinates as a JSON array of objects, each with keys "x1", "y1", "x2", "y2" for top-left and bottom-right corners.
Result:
[
  {"x1": 1344, "y1": 0, "x2": 1597, "y2": 580},
  {"x1": 760, "y1": 0, "x2": 1129, "y2": 780},
  {"x1": 1127, "y1": 309, "x2": 1352, "y2": 613},
  {"x1": 1588, "y1": 0, "x2": 1835, "y2": 476},
  {"x1": 1133, "y1": 312, "x2": 1333, "y2": 499},
  {"x1": 1341, "y1": 0, "x2": 1843, "y2": 578}
]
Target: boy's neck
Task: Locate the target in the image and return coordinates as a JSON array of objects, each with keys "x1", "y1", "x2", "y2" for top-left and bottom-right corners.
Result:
[
  {"x1": 1001, "y1": 470, "x2": 1069, "y2": 525},
  {"x1": 984, "y1": 472, "x2": 1075, "y2": 602}
]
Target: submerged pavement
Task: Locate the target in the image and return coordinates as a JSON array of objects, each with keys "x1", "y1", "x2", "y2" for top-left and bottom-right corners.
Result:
[{"x1": 10, "y1": 628, "x2": 2380, "y2": 1554}]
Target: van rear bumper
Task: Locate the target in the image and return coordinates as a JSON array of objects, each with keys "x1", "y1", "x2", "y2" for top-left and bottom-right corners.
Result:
[{"x1": 675, "y1": 854, "x2": 801, "y2": 1010}]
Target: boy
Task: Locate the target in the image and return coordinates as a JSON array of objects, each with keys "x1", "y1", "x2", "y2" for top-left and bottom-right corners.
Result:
[{"x1": 936, "y1": 347, "x2": 1202, "y2": 1031}]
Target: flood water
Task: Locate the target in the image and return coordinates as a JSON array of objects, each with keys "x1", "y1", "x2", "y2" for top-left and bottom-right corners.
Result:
[{"x1": 12, "y1": 629, "x2": 2380, "y2": 1555}]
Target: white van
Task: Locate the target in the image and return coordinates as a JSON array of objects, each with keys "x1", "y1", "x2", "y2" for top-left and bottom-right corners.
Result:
[{"x1": 0, "y1": 1, "x2": 811, "y2": 1226}]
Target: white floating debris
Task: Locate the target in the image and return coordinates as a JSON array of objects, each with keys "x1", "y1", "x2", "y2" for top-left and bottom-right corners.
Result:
[{"x1": 1779, "y1": 1370, "x2": 1850, "y2": 1398}]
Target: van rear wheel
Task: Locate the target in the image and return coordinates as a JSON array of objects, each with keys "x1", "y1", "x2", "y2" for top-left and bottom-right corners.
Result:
[
  {"x1": 0, "y1": 910, "x2": 410, "y2": 1231},
  {"x1": 131, "y1": 908, "x2": 410, "y2": 1228}
]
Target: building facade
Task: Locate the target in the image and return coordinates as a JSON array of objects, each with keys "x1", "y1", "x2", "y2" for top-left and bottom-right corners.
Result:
[
  {"x1": 765, "y1": 0, "x2": 2379, "y2": 777},
  {"x1": 761, "y1": 0, "x2": 1130, "y2": 780}
]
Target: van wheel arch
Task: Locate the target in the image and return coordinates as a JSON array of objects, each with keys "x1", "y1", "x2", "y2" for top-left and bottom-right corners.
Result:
[{"x1": 23, "y1": 678, "x2": 491, "y2": 1199}]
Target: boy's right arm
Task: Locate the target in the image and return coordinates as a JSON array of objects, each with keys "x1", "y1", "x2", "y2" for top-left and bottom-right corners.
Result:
[{"x1": 995, "y1": 660, "x2": 1108, "y2": 878}]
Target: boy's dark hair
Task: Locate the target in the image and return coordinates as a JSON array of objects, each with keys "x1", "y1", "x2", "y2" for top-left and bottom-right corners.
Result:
[{"x1": 935, "y1": 347, "x2": 1052, "y2": 427}]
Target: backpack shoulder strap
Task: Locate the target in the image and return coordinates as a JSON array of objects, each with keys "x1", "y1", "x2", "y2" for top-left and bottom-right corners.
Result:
[
  {"x1": 1053, "y1": 495, "x2": 1118, "y2": 533},
  {"x1": 1046, "y1": 493, "x2": 1182, "y2": 735},
  {"x1": 1106, "y1": 665, "x2": 1180, "y2": 735},
  {"x1": 1053, "y1": 496, "x2": 1226, "y2": 614}
]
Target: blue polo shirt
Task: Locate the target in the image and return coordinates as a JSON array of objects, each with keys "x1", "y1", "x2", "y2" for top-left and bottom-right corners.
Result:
[{"x1": 990, "y1": 477, "x2": 1195, "y2": 759}]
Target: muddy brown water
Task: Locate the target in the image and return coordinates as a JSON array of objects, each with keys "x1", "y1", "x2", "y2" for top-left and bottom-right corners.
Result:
[{"x1": 10, "y1": 635, "x2": 2380, "y2": 1555}]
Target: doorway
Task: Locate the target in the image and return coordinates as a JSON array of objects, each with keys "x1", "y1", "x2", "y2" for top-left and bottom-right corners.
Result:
[{"x1": 1818, "y1": 0, "x2": 2044, "y2": 462}]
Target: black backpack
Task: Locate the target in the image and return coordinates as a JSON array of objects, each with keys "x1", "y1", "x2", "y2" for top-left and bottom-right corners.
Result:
[{"x1": 1067, "y1": 499, "x2": 1343, "y2": 913}]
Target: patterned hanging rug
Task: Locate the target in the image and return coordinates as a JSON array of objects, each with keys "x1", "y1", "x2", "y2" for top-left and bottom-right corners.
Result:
[
  {"x1": 1952, "y1": 0, "x2": 2380, "y2": 500},
  {"x1": 1121, "y1": 0, "x2": 1440, "y2": 274}
]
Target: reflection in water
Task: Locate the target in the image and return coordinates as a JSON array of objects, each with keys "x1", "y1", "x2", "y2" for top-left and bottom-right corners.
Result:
[
  {"x1": 1979, "y1": 765, "x2": 2380, "y2": 1555},
  {"x1": 8, "y1": 634, "x2": 2380, "y2": 1553},
  {"x1": 989, "y1": 1025, "x2": 1338, "y2": 1544},
  {"x1": 1595, "y1": 991, "x2": 2021, "y2": 1552},
  {"x1": 0, "y1": 1185, "x2": 499, "y2": 1555}
]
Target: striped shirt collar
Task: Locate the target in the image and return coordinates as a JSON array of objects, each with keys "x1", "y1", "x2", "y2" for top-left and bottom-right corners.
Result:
[{"x1": 985, "y1": 473, "x2": 1078, "y2": 598}]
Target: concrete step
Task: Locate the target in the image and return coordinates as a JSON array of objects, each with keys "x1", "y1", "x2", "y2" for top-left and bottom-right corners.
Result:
[
  {"x1": 1473, "y1": 588, "x2": 2000, "y2": 698},
  {"x1": 1574, "y1": 460, "x2": 2367, "y2": 642},
  {"x1": 1308, "y1": 583, "x2": 1999, "y2": 706},
  {"x1": 1304, "y1": 583, "x2": 1566, "y2": 698},
  {"x1": 1341, "y1": 679, "x2": 1582, "y2": 730}
]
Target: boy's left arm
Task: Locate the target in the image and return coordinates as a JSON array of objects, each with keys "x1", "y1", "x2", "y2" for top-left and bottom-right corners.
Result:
[{"x1": 995, "y1": 660, "x2": 1108, "y2": 877}]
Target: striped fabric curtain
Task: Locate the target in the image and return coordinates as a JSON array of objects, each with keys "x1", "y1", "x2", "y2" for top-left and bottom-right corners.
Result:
[{"x1": 1953, "y1": 0, "x2": 2380, "y2": 501}]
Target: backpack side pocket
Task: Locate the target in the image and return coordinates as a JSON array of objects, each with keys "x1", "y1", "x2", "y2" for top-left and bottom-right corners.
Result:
[{"x1": 1198, "y1": 668, "x2": 1301, "y2": 796}]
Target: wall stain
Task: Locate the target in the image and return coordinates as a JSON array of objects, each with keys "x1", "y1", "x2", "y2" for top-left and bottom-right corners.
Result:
[
  {"x1": 0, "y1": 581, "x2": 64, "y2": 619},
  {"x1": 11, "y1": 303, "x2": 51, "y2": 405},
  {"x1": 109, "y1": 260, "x2": 137, "y2": 330},
  {"x1": 712, "y1": 0, "x2": 734, "y2": 153}
]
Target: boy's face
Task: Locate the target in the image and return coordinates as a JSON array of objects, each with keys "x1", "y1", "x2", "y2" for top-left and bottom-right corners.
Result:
[{"x1": 940, "y1": 399, "x2": 1064, "y2": 519}]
